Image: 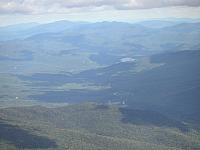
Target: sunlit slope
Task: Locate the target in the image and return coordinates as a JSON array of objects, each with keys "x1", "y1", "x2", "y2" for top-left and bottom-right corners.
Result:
[{"x1": 0, "y1": 103, "x2": 200, "y2": 150}]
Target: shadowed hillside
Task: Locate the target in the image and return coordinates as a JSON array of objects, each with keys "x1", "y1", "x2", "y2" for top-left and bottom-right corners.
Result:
[{"x1": 0, "y1": 119, "x2": 57, "y2": 149}]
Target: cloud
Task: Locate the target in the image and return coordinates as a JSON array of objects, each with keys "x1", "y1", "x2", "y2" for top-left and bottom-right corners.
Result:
[
  {"x1": 0, "y1": 0, "x2": 200, "y2": 14},
  {"x1": 118, "y1": 0, "x2": 200, "y2": 9}
]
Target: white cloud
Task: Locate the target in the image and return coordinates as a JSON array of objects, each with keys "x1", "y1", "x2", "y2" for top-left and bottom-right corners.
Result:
[
  {"x1": 0, "y1": 0, "x2": 200, "y2": 14},
  {"x1": 121, "y1": 0, "x2": 200, "y2": 9}
]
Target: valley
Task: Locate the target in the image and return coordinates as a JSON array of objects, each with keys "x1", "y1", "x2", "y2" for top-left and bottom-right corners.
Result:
[{"x1": 0, "y1": 20, "x2": 200, "y2": 149}]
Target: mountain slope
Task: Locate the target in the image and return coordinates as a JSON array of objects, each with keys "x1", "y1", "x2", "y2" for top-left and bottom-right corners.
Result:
[{"x1": 0, "y1": 104, "x2": 200, "y2": 150}]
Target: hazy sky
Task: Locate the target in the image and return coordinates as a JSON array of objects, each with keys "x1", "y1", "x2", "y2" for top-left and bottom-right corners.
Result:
[{"x1": 0, "y1": 0, "x2": 200, "y2": 26}]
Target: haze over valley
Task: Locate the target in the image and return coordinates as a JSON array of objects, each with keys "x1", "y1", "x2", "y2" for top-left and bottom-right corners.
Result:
[{"x1": 0, "y1": 0, "x2": 200, "y2": 149}]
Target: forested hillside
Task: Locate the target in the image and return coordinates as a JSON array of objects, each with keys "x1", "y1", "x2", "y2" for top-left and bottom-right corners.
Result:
[{"x1": 0, "y1": 103, "x2": 200, "y2": 150}]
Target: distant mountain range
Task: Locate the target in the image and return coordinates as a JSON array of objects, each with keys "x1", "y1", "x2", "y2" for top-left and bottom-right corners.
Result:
[{"x1": 0, "y1": 20, "x2": 200, "y2": 69}]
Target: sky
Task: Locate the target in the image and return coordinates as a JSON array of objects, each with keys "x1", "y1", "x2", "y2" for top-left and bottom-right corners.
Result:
[{"x1": 0, "y1": 0, "x2": 200, "y2": 26}]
